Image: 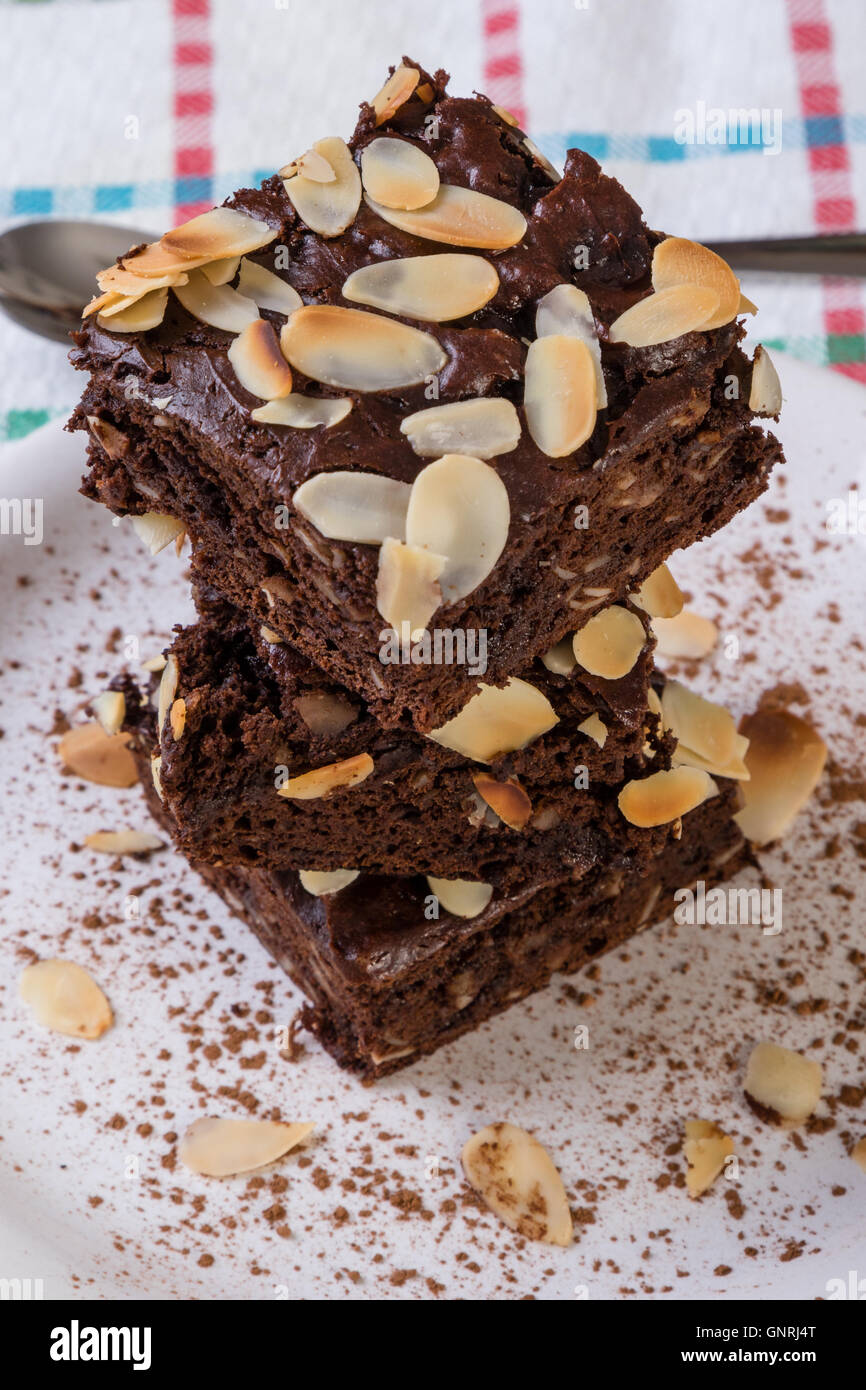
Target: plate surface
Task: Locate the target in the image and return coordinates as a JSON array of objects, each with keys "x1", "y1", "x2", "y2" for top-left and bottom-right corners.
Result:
[{"x1": 0, "y1": 353, "x2": 864, "y2": 1300}]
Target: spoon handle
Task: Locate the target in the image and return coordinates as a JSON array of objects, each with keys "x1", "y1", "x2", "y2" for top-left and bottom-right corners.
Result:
[{"x1": 705, "y1": 233, "x2": 866, "y2": 276}]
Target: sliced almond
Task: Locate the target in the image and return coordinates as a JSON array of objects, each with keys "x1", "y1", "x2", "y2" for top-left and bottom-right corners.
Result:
[
  {"x1": 462, "y1": 1122, "x2": 572, "y2": 1246},
  {"x1": 851, "y1": 1137, "x2": 866, "y2": 1174},
  {"x1": 744, "y1": 1041, "x2": 822, "y2": 1125},
  {"x1": 416, "y1": 82, "x2": 434, "y2": 104},
  {"x1": 293, "y1": 470, "x2": 411, "y2": 544},
  {"x1": 738, "y1": 292, "x2": 758, "y2": 315},
  {"x1": 280, "y1": 148, "x2": 337, "y2": 183},
  {"x1": 365, "y1": 185, "x2": 526, "y2": 250},
  {"x1": 95, "y1": 265, "x2": 189, "y2": 297},
  {"x1": 524, "y1": 335, "x2": 597, "y2": 457},
  {"x1": 471, "y1": 773, "x2": 532, "y2": 830},
  {"x1": 371, "y1": 64, "x2": 420, "y2": 124},
  {"x1": 92, "y1": 690, "x2": 125, "y2": 737},
  {"x1": 749, "y1": 344, "x2": 782, "y2": 415},
  {"x1": 227, "y1": 318, "x2": 293, "y2": 399},
  {"x1": 618, "y1": 766, "x2": 716, "y2": 827},
  {"x1": 280, "y1": 304, "x2": 445, "y2": 391},
  {"x1": 120, "y1": 240, "x2": 212, "y2": 279},
  {"x1": 86, "y1": 415, "x2": 129, "y2": 459},
  {"x1": 251, "y1": 395, "x2": 352, "y2": 429},
  {"x1": 180, "y1": 1117, "x2": 314, "y2": 1177},
  {"x1": 652, "y1": 236, "x2": 740, "y2": 331},
  {"x1": 426, "y1": 876, "x2": 493, "y2": 918},
  {"x1": 400, "y1": 398, "x2": 520, "y2": 460},
  {"x1": 524, "y1": 136, "x2": 561, "y2": 182},
  {"x1": 376, "y1": 537, "x2": 444, "y2": 635},
  {"x1": 162, "y1": 206, "x2": 277, "y2": 261},
  {"x1": 540, "y1": 637, "x2": 576, "y2": 676},
  {"x1": 173, "y1": 269, "x2": 259, "y2": 333},
  {"x1": 343, "y1": 253, "x2": 498, "y2": 323},
  {"x1": 535, "y1": 284, "x2": 606, "y2": 407},
  {"x1": 235, "y1": 257, "x2": 302, "y2": 315},
  {"x1": 652, "y1": 609, "x2": 718, "y2": 660},
  {"x1": 151, "y1": 754, "x2": 163, "y2": 801},
  {"x1": 631, "y1": 563, "x2": 683, "y2": 619},
  {"x1": 200, "y1": 255, "x2": 241, "y2": 286},
  {"x1": 19, "y1": 959, "x2": 112, "y2": 1040},
  {"x1": 298, "y1": 869, "x2": 359, "y2": 896},
  {"x1": 572, "y1": 605, "x2": 645, "y2": 679},
  {"x1": 683, "y1": 1119, "x2": 735, "y2": 1198},
  {"x1": 261, "y1": 626, "x2": 283, "y2": 644},
  {"x1": 277, "y1": 752, "x2": 374, "y2": 800},
  {"x1": 141, "y1": 654, "x2": 167, "y2": 673},
  {"x1": 360, "y1": 137, "x2": 440, "y2": 210},
  {"x1": 157, "y1": 653, "x2": 179, "y2": 737},
  {"x1": 577, "y1": 713, "x2": 607, "y2": 748},
  {"x1": 492, "y1": 104, "x2": 519, "y2": 126},
  {"x1": 672, "y1": 734, "x2": 751, "y2": 782},
  {"x1": 294, "y1": 692, "x2": 357, "y2": 737},
  {"x1": 429, "y1": 678, "x2": 558, "y2": 763},
  {"x1": 130, "y1": 511, "x2": 185, "y2": 556},
  {"x1": 97, "y1": 287, "x2": 168, "y2": 333},
  {"x1": 405, "y1": 453, "x2": 510, "y2": 603},
  {"x1": 283, "y1": 136, "x2": 361, "y2": 238},
  {"x1": 169, "y1": 698, "x2": 186, "y2": 740},
  {"x1": 661, "y1": 679, "x2": 737, "y2": 770},
  {"x1": 608, "y1": 284, "x2": 719, "y2": 347},
  {"x1": 734, "y1": 709, "x2": 826, "y2": 846},
  {"x1": 58, "y1": 722, "x2": 137, "y2": 788},
  {"x1": 84, "y1": 829, "x2": 164, "y2": 855}
]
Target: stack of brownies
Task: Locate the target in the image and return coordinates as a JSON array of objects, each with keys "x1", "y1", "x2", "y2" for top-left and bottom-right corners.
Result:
[{"x1": 70, "y1": 60, "x2": 789, "y2": 1077}]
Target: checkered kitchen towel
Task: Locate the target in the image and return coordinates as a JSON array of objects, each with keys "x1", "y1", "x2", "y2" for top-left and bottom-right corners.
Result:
[{"x1": 1, "y1": 0, "x2": 863, "y2": 443}]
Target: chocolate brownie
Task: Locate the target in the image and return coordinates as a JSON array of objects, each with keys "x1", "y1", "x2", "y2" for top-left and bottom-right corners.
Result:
[{"x1": 70, "y1": 58, "x2": 782, "y2": 734}]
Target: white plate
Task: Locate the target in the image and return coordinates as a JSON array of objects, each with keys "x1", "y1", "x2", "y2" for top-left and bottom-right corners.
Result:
[{"x1": 1, "y1": 354, "x2": 864, "y2": 1301}]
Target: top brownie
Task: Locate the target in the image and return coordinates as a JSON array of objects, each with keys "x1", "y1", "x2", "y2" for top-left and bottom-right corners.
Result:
[{"x1": 70, "y1": 58, "x2": 782, "y2": 734}]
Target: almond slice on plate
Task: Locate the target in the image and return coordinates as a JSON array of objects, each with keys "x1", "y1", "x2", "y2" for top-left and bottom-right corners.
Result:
[
  {"x1": 577, "y1": 713, "x2": 608, "y2": 748},
  {"x1": 743, "y1": 1041, "x2": 822, "y2": 1125},
  {"x1": 652, "y1": 609, "x2": 718, "y2": 660},
  {"x1": 179, "y1": 1117, "x2": 314, "y2": 1177},
  {"x1": 251, "y1": 395, "x2": 353, "y2": 429},
  {"x1": 618, "y1": 766, "x2": 716, "y2": 827},
  {"x1": 130, "y1": 511, "x2": 185, "y2": 555},
  {"x1": 280, "y1": 304, "x2": 446, "y2": 391},
  {"x1": 360, "y1": 137, "x2": 440, "y2": 210},
  {"x1": 19, "y1": 959, "x2": 112, "y2": 1039},
  {"x1": 161, "y1": 206, "x2": 277, "y2": 261},
  {"x1": 173, "y1": 269, "x2": 259, "y2": 333},
  {"x1": 471, "y1": 773, "x2": 532, "y2": 830},
  {"x1": 293, "y1": 470, "x2": 411, "y2": 544},
  {"x1": 683, "y1": 1119, "x2": 735, "y2": 1198},
  {"x1": 376, "y1": 537, "x2": 445, "y2": 634},
  {"x1": 652, "y1": 236, "x2": 740, "y2": 330},
  {"x1": 429, "y1": 678, "x2": 558, "y2": 763},
  {"x1": 540, "y1": 636, "x2": 576, "y2": 676},
  {"x1": 535, "y1": 284, "x2": 607, "y2": 407},
  {"x1": 58, "y1": 722, "x2": 137, "y2": 788},
  {"x1": 200, "y1": 255, "x2": 240, "y2": 286},
  {"x1": 524, "y1": 335, "x2": 597, "y2": 457},
  {"x1": 92, "y1": 690, "x2": 125, "y2": 737},
  {"x1": 661, "y1": 679, "x2": 738, "y2": 771},
  {"x1": 342, "y1": 253, "x2": 499, "y2": 323},
  {"x1": 462, "y1": 1122, "x2": 573, "y2": 1246},
  {"x1": 227, "y1": 318, "x2": 293, "y2": 399},
  {"x1": 850, "y1": 1138, "x2": 866, "y2": 1174},
  {"x1": 370, "y1": 63, "x2": 420, "y2": 124},
  {"x1": 426, "y1": 876, "x2": 493, "y2": 918},
  {"x1": 96, "y1": 287, "x2": 168, "y2": 333},
  {"x1": 734, "y1": 709, "x2": 826, "y2": 846},
  {"x1": 400, "y1": 397, "x2": 520, "y2": 459},
  {"x1": 236, "y1": 257, "x2": 302, "y2": 315},
  {"x1": 572, "y1": 604, "x2": 645, "y2": 679},
  {"x1": 405, "y1": 453, "x2": 510, "y2": 603},
  {"x1": 365, "y1": 185, "x2": 526, "y2": 250},
  {"x1": 283, "y1": 136, "x2": 361, "y2": 238},
  {"x1": 749, "y1": 344, "x2": 782, "y2": 415},
  {"x1": 277, "y1": 753, "x2": 374, "y2": 800},
  {"x1": 298, "y1": 869, "x2": 359, "y2": 896},
  {"x1": 608, "y1": 284, "x2": 719, "y2": 347},
  {"x1": 84, "y1": 829, "x2": 164, "y2": 855},
  {"x1": 631, "y1": 563, "x2": 684, "y2": 619}
]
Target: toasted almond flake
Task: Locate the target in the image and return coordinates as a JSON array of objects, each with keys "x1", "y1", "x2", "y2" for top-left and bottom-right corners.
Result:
[
  {"x1": 683, "y1": 1119, "x2": 735, "y2": 1198},
  {"x1": 260, "y1": 625, "x2": 283, "y2": 644},
  {"x1": 429, "y1": 678, "x2": 558, "y2": 763},
  {"x1": 535, "y1": 284, "x2": 606, "y2": 407},
  {"x1": 86, "y1": 415, "x2": 129, "y2": 460},
  {"x1": 572, "y1": 604, "x2": 645, "y2": 679},
  {"x1": 744, "y1": 1042, "x2": 822, "y2": 1125},
  {"x1": 180, "y1": 1117, "x2": 314, "y2": 1177},
  {"x1": 618, "y1": 766, "x2": 716, "y2": 827},
  {"x1": 294, "y1": 692, "x2": 357, "y2": 737},
  {"x1": 120, "y1": 240, "x2": 214, "y2": 279},
  {"x1": 360, "y1": 137, "x2": 440, "y2": 210},
  {"x1": 162, "y1": 206, "x2": 277, "y2": 260},
  {"x1": 851, "y1": 1137, "x2": 866, "y2": 1174},
  {"x1": 130, "y1": 511, "x2": 185, "y2": 557},
  {"x1": 577, "y1": 713, "x2": 608, "y2": 748},
  {"x1": 19, "y1": 960, "x2": 112, "y2": 1040},
  {"x1": 151, "y1": 754, "x2": 163, "y2": 801},
  {"x1": 169, "y1": 698, "x2": 186, "y2": 740},
  {"x1": 91, "y1": 689, "x2": 125, "y2": 737},
  {"x1": 365, "y1": 185, "x2": 526, "y2": 250},
  {"x1": 734, "y1": 709, "x2": 826, "y2": 846},
  {"x1": 672, "y1": 734, "x2": 751, "y2": 783},
  {"x1": 141, "y1": 653, "x2": 167, "y2": 673},
  {"x1": 376, "y1": 537, "x2": 444, "y2": 635},
  {"x1": 283, "y1": 136, "x2": 361, "y2": 238},
  {"x1": 293, "y1": 470, "x2": 411, "y2": 544},
  {"x1": 83, "y1": 289, "x2": 125, "y2": 318},
  {"x1": 173, "y1": 269, "x2": 259, "y2": 333},
  {"x1": 749, "y1": 344, "x2": 782, "y2": 415},
  {"x1": 416, "y1": 82, "x2": 434, "y2": 103},
  {"x1": 157, "y1": 653, "x2": 179, "y2": 736},
  {"x1": 200, "y1": 254, "x2": 241, "y2": 286},
  {"x1": 652, "y1": 236, "x2": 740, "y2": 330},
  {"x1": 280, "y1": 149, "x2": 336, "y2": 183},
  {"x1": 540, "y1": 637, "x2": 576, "y2": 676},
  {"x1": 608, "y1": 284, "x2": 719, "y2": 347},
  {"x1": 525, "y1": 335, "x2": 597, "y2": 458},
  {"x1": 738, "y1": 292, "x2": 758, "y2": 315},
  {"x1": 280, "y1": 304, "x2": 445, "y2": 391},
  {"x1": 426, "y1": 876, "x2": 493, "y2": 918},
  {"x1": 277, "y1": 752, "x2": 374, "y2": 800},
  {"x1": 631, "y1": 563, "x2": 684, "y2": 619},
  {"x1": 95, "y1": 265, "x2": 189, "y2": 297},
  {"x1": 400, "y1": 398, "x2": 520, "y2": 460},
  {"x1": 462, "y1": 1122, "x2": 572, "y2": 1246},
  {"x1": 492, "y1": 103, "x2": 519, "y2": 126},
  {"x1": 524, "y1": 136, "x2": 561, "y2": 181},
  {"x1": 299, "y1": 869, "x2": 360, "y2": 896},
  {"x1": 236, "y1": 258, "x2": 302, "y2": 315},
  {"x1": 652, "y1": 609, "x2": 718, "y2": 660},
  {"x1": 227, "y1": 317, "x2": 293, "y2": 400},
  {"x1": 471, "y1": 773, "x2": 532, "y2": 830},
  {"x1": 84, "y1": 829, "x2": 164, "y2": 855},
  {"x1": 251, "y1": 394, "x2": 352, "y2": 429},
  {"x1": 371, "y1": 64, "x2": 420, "y2": 124},
  {"x1": 97, "y1": 287, "x2": 168, "y2": 333},
  {"x1": 58, "y1": 722, "x2": 137, "y2": 788},
  {"x1": 661, "y1": 679, "x2": 738, "y2": 770},
  {"x1": 405, "y1": 453, "x2": 510, "y2": 603},
  {"x1": 343, "y1": 253, "x2": 498, "y2": 323}
]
